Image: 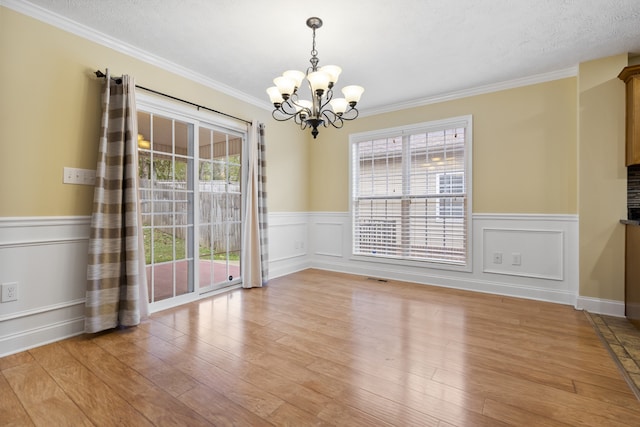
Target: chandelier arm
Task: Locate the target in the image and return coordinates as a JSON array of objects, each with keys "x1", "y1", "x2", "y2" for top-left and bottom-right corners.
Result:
[
  {"x1": 272, "y1": 100, "x2": 305, "y2": 123},
  {"x1": 279, "y1": 99, "x2": 300, "y2": 116},
  {"x1": 294, "y1": 112, "x2": 306, "y2": 126},
  {"x1": 317, "y1": 88, "x2": 334, "y2": 113},
  {"x1": 340, "y1": 107, "x2": 360, "y2": 121},
  {"x1": 272, "y1": 109, "x2": 299, "y2": 122},
  {"x1": 322, "y1": 110, "x2": 344, "y2": 129},
  {"x1": 287, "y1": 97, "x2": 313, "y2": 118}
]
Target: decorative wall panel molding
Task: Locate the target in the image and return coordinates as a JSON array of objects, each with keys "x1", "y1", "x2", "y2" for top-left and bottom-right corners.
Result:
[
  {"x1": 312, "y1": 221, "x2": 344, "y2": 258},
  {"x1": 482, "y1": 228, "x2": 564, "y2": 280}
]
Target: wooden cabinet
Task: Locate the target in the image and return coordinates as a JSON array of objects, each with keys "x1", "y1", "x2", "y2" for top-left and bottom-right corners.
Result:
[
  {"x1": 626, "y1": 224, "x2": 640, "y2": 328},
  {"x1": 619, "y1": 65, "x2": 640, "y2": 166}
]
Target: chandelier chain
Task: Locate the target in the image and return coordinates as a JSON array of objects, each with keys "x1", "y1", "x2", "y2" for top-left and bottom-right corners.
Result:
[{"x1": 310, "y1": 27, "x2": 319, "y2": 71}]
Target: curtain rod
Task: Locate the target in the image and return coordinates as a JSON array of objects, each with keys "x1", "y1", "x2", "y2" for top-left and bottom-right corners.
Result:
[{"x1": 94, "y1": 70, "x2": 252, "y2": 125}]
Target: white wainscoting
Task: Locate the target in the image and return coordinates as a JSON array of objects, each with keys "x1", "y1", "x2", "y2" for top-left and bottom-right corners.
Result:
[
  {"x1": 0, "y1": 217, "x2": 90, "y2": 357},
  {"x1": 271, "y1": 212, "x2": 581, "y2": 308}
]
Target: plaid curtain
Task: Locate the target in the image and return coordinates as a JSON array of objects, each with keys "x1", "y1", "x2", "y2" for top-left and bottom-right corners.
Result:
[
  {"x1": 242, "y1": 122, "x2": 269, "y2": 287},
  {"x1": 85, "y1": 69, "x2": 148, "y2": 333}
]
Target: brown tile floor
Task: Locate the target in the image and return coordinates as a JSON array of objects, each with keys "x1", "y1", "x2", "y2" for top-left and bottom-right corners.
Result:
[{"x1": 587, "y1": 312, "x2": 640, "y2": 399}]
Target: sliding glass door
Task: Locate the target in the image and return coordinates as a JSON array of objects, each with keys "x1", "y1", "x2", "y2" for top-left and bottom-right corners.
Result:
[{"x1": 137, "y1": 100, "x2": 245, "y2": 310}]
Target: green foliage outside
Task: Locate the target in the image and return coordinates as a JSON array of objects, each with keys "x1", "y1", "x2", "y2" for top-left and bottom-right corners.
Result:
[
  {"x1": 143, "y1": 228, "x2": 239, "y2": 264},
  {"x1": 139, "y1": 155, "x2": 241, "y2": 184}
]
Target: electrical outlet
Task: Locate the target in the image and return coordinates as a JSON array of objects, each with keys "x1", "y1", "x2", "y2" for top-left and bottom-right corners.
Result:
[
  {"x1": 1, "y1": 282, "x2": 18, "y2": 302},
  {"x1": 512, "y1": 252, "x2": 522, "y2": 266},
  {"x1": 493, "y1": 252, "x2": 503, "y2": 264}
]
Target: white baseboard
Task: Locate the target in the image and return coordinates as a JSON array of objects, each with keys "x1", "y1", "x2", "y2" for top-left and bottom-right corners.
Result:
[
  {"x1": 576, "y1": 296, "x2": 625, "y2": 317},
  {"x1": 0, "y1": 317, "x2": 85, "y2": 358},
  {"x1": 311, "y1": 258, "x2": 578, "y2": 306},
  {"x1": 268, "y1": 258, "x2": 311, "y2": 280}
]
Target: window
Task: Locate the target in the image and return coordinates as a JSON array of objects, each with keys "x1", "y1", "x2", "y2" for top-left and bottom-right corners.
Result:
[{"x1": 350, "y1": 116, "x2": 472, "y2": 269}]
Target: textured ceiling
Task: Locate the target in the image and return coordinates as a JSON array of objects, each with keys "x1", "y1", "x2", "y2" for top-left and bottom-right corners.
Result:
[{"x1": 13, "y1": 0, "x2": 640, "y2": 113}]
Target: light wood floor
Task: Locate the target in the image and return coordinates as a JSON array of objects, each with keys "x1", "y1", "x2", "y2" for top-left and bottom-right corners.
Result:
[{"x1": 2, "y1": 269, "x2": 640, "y2": 426}]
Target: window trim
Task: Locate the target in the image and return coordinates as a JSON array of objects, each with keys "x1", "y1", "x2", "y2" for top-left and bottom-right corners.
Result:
[{"x1": 349, "y1": 115, "x2": 473, "y2": 272}]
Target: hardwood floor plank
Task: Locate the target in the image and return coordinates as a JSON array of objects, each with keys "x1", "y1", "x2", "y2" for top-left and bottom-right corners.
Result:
[
  {"x1": 61, "y1": 338, "x2": 212, "y2": 426},
  {"x1": 442, "y1": 339, "x2": 597, "y2": 393},
  {"x1": 433, "y1": 367, "x2": 639, "y2": 426},
  {"x1": 306, "y1": 357, "x2": 484, "y2": 415},
  {"x1": 573, "y1": 380, "x2": 640, "y2": 410},
  {"x1": 36, "y1": 362, "x2": 153, "y2": 426},
  {"x1": 443, "y1": 337, "x2": 632, "y2": 395},
  {"x1": 138, "y1": 317, "x2": 187, "y2": 341},
  {"x1": 28, "y1": 342, "x2": 154, "y2": 426},
  {"x1": 329, "y1": 386, "x2": 442, "y2": 427},
  {"x1": 177, "y1": 383, "x2": 274, "y2": 426},
  {"x1": 0, "y1": 351, "x2": 34, "y2": 371},
  {"x1": 482, "y1": 398, "x2": 574, "y2": 426},
  {"x1": 161, "y1": 334, "x2": 339, "y2": 419},
  {"x1": 94, "y1": 336, "x2": 200, "y2": 398},
  {"x1": 174, "y1": 355, "x2": 286, "y2": 419},
  {"x1": 0, "y1": 372, "x2": 34, "y2": 426},
  {"x1": 267, "y1": 402, "x2": 334, "y2": 427},
  {"x1": 238, "y1": 361, "x2": 334, "y2": 416},
  {"x1": 334, "y1": 384, "x2": 503, "y2": 427},
  {"x1": 2, "y1": 361, "x2": 93, "y2": 426},
  {"x1": 316, "y1": 401, "x2": 400, "y2": 427}
]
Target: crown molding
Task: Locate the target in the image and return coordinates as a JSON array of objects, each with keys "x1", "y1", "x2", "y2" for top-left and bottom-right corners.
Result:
[
  {"x1": 360, "y1": 67, "x2": 578, "y2": 117},
  {"x1": 1, "y1": 0, "x2": 271, "y2": 110}
]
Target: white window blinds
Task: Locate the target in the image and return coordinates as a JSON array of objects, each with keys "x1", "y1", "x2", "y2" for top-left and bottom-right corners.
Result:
[{"x1": 351, "y1": 117, "x2": 471, "y2": 267}]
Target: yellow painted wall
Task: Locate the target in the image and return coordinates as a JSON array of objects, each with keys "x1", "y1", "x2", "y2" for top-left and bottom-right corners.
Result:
[
  {"x1": 309, "y1": 78, "x2": 578, "y2": 214},
  {"x1": 0, "y1": 7, "x2": 309, "y2": 216},
  {"x1": 578, "y1": 54, "x2": 628, "y2": 301}
]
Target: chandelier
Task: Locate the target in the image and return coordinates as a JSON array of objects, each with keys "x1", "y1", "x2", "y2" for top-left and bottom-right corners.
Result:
[{"x1": 267, "y1": 17, "x2": 364, "y2": 139}]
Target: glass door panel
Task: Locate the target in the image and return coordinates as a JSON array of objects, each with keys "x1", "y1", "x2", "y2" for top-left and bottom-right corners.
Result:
[
  {"x1": 198, "y1": 126, "x2": 242, "y2": 291},
  {"x1": 138, "y1": 111, "x2": 195, "y2": 305}
]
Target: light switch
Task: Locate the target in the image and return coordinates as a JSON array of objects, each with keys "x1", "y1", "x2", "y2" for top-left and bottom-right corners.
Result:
[{"x1": 63, "y1": 167, "x2": 96, "y2": 185}]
